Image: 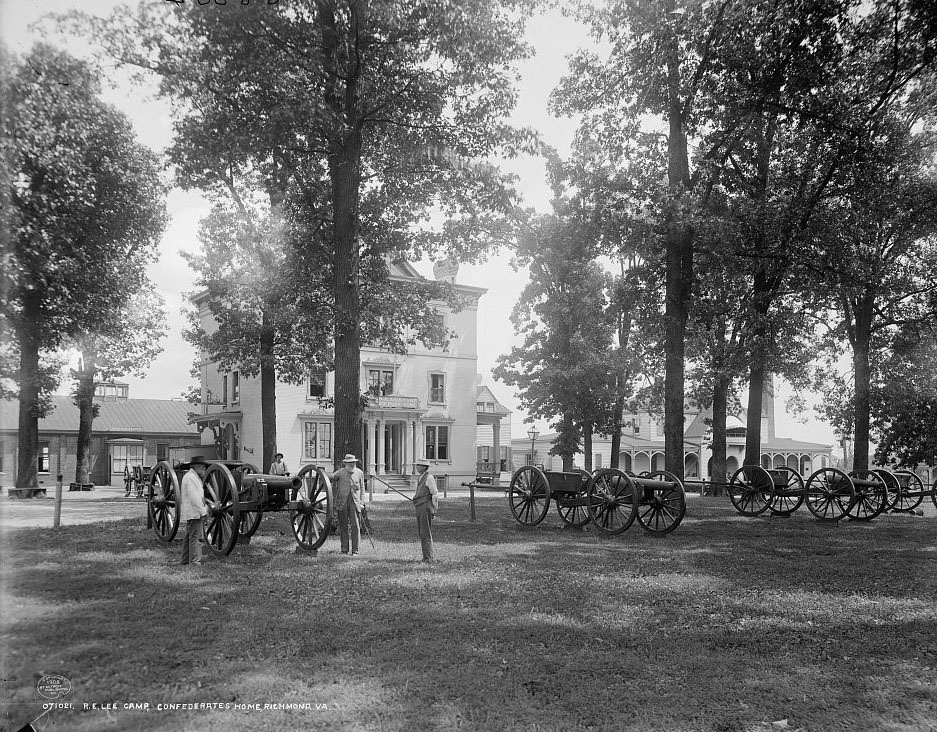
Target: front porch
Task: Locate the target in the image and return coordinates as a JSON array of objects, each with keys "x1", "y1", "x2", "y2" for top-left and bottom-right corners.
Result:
[{"x1": 362, "y1": 395, "x2": 423, "y2": 476}]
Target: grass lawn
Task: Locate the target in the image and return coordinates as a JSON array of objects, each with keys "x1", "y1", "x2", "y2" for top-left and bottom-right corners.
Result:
[{"x1": 1, "y1": 494, "x2": 935, "y2": 732}]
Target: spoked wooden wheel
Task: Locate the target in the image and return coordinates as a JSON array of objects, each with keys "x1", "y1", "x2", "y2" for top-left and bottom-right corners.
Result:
[
  {"x1": 585, "y1": 468, "x2": 636, "y2": 535},
  {"x1": 291, "y1": 465, "x2": 333, "y2": 550},
  {"x1": 846, "y1": 470, "x2": 888, "y2": 521},
  {"x1": 766, "y1": 467, "x2": 805, "y2": 515},
  {"x1": 234, "y1": 463, "x2": 263, "y2": 539},
  {"x1": 890, "y1": 470, "x2": 924, "y2": 512},
  {"x1": 148, "y1": 461, "x2": 180, "y2": 542},
  {"x1": 874, "y1": 469, "x2": 903, "y2": 512},
  {"x1": 556, "y1": 471, "x2": 592, "y2": 527},
  {"x1": 728, "y1": 465, "x2": 773, "y2": 517},
  {"x1": 508, "y1": 466, "x2": 551, "y2": 527},
  {"x1": 804, "y1": 468, "x2": 852, "y2": 522},
  {"x1": 202, "y1": 463, "x2": 240, "y2": 556},
  {"x1": 634, "y1": 470, "x2": 686, "y2": 535}
]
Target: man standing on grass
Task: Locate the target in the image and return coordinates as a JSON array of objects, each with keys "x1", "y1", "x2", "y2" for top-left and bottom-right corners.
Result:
[
  {"x1": 331, "y1": 454, "x2": 365, "y2": 555},
  {"x1": 179, "y1": 456, "x2": 209, "y2": 566},
  {"x1": 413, "y1": 458, "x2": 439, "y2": 563}
]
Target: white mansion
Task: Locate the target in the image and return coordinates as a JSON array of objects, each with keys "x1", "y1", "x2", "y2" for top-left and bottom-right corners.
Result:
[{"x1": 190, "y1": 259, "x2": 511, "y2": 487}]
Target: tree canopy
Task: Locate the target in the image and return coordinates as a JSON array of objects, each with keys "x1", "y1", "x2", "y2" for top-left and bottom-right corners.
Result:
[
  {"x1": 3, "y1": 44, "x2": 167, "y2": 490},
  {"x1": 65, "y1": 0, "x2": 541, "y2": 466}
]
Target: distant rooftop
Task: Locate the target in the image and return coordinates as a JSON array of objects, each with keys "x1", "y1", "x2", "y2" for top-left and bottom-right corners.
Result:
[{"x1": 1, "y1": 396, "x2": 199, "y2": 435}]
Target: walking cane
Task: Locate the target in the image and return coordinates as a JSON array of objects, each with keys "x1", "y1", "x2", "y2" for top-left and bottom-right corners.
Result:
[{"x1": 357, "y1": 505, "x2": 376, "y2": 551}]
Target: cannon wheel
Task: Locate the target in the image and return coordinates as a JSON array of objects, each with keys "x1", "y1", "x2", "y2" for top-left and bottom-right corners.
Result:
[
  {"x1": 556, "y1": 469, "x2": 592, "y2": 527},
  {"x1": 235, "y1": 463, "x2": 263, "y2": 539},
  {"x1": 508, "y1": 466, "x2": 551, "y2": 526},
  {"x1": 291, "y1": 465, "x2": 333, "y2": 550},
  {"x1": 202, "y1": 463, "x2": 241, "y2": 556},
  {"x1": 728, "y1": 465, "x2": 773, "y2": 517},
  {"x1": 846, "y1": 470, "x2": 889, "y2": 521},
  {"x1": 634, "y1": 470, "x2": 686, "y2": 535},
  {"x1": 148, "y1": 461, "x2": 180, "y2": 543},
  {"x1": 767, "y1": 466, "x2": 805, "y2": 515},
  {"x1": 804, "y1": 467, "x2": 852, "y2": 522},
  {"x1": 873, "y1": 469, "x2": 904, "y2": 512},
  {"x1": 586, "y1": 468, "x2": 636, "y2": 535},
  {"x1": 890, "y1": 469, "x2": 924, "y2": 512}
]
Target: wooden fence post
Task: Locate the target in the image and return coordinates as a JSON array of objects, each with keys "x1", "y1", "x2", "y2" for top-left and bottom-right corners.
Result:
[{"x1": 53, "y1": 475, "x2": 63, "y2": 529}]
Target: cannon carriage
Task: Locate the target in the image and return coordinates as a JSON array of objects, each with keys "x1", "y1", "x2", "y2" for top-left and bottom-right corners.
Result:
[
  {"x1": 147, "y1": 459, "x2": 333, "y2": 555},
  {"x1": 725, "y1": 464, "x2": 902, "y2": 521},
  {"x1": 875, "y1": 469, "x2": 936, "y2": 513},
  {"x1": 508, "y1": 465, "x2": 686, "y2": 535}
]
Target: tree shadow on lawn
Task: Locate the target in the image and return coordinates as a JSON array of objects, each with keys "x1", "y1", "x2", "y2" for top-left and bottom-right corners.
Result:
[{"x1": 2, "y1": 501, "x2": 936, "y2": 732}]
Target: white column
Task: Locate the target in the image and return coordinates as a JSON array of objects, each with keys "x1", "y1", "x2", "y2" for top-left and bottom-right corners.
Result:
[
  {"x1": 492, "y1": 421, "x2": 501, "y2": 485},
  {"x1": 367, "y1": 419, "x2": 376, "y2": 476},
  {"x1": 361, "y1": 418, "x2": 369, "y2": 473},
  {"x1": 377, "y1": 418, "x2": 385, "y2": 475},
  {"x1": 402, "y1": 420, "x2": 410, "y2": 475}
]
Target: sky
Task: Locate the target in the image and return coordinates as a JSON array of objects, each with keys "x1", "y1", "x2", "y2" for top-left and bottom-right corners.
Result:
[{"x1": 0, "y1": 0, "x2": 838, "y2": 448}]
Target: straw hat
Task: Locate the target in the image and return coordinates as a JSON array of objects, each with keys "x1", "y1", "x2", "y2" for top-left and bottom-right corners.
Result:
[{"x1": 342, "y1": 454, "x2": 358, "y2": 463}]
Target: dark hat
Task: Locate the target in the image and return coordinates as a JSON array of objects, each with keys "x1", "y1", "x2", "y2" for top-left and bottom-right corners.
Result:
[
  {"x1": 189, "y1": 455, "x2": 209, "y2": 466},
  {"x1": 275, "y1": 453, "x2": 284, "y2": 460}
]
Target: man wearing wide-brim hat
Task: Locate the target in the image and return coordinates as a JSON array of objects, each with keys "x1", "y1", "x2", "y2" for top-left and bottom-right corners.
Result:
[
  {"x1": 178, "y1": 455, "x2": 209, "y2": 565},
  {"x1": 330, "y1": 454, "x2": 366, "y2": 555},
  {"x1": 413, "y1": 458, "x2": 439, "y2": 562}
]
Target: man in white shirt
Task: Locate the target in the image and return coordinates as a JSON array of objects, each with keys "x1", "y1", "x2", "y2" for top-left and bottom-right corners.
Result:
[
  {"x1": 179, "y1": 455, "x2": 209, "y2": 565},
  {"x1": 269, "y1": 453, "x2": 288, "y2": 475},
  {"x1": 330, "y1": 454, "x2": 365, "y2": 555}
]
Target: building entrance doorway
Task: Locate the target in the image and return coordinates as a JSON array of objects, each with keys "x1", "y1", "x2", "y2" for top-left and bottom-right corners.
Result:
[{"x1": 384, "y1": 422, "x2": 403, "y2": 473}]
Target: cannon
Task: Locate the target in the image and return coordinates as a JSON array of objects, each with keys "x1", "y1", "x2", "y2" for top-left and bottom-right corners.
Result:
[
  {"x1": 147, "y1": 460, "x2": 333, "y2": 555},
  {"x1": 802, "y1": 468, "x2": 890, "y2": 521},
  {"x1": 875, "y1": 468, "x2": 934, "y2": 512},
  {"x1": 725, "y1": 464, "x2": 891, "y2": 521},
  {"x1": 727, "y1": 465, "x2": 805, "y2": 517},
  {"x1": 507, "y1": 466, "x2": 686, "y2": 536}
]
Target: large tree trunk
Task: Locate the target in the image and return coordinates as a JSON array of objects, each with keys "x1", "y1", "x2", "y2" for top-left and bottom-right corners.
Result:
[
  {"x1": 74, "y1": 344, "x2": 97, "y2": 485},
  {"x1": 744, "y1": 268, "x2": 775, "y2": 465},
  {"x1": 851, "y1": 293, "x2": 875, "y2": 472},
  {"x1": 14, "y1": 296, "x2": 42, "y2": 494},
  {"x1": 663, "y1": 33, "x2": 693, "y2": 480},
  {"x1": 710, "y1": 374, "x2": 730, "y2": 495},
  {"x1": 744, "y1": 351, "x2": 767, "y2": 467},
  {"x1": 330, "y1": 140, "x2": 362, "y2": 469},
  {"x1": 609, "y1": 394, "x2": 624, "y2": 469},
  {"x1": 259, "y1": 309, "x2": 277, "y2": 473},
  {"x1": 743, "y1": 116, "x2": 779, "y2": 467},
  {"x1": 583, "y1": 420, "x2": 593, "y2": 472},
  {"x1": 559, "y1": 412, "x2": 575, "y2": 472},
  {"x1": 322, "y1": 4, "x2": 365, "y2": 470}
]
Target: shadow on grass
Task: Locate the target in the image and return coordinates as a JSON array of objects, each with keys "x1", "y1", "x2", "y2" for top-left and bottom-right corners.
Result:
[{"x1": 1, "y1": 497, "x2": 935, "y2": 731}]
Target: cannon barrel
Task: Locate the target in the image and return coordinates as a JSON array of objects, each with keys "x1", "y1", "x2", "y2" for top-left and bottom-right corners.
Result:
[{"x1": 242, "y1": 474, "x2": 303, "y2": 492}]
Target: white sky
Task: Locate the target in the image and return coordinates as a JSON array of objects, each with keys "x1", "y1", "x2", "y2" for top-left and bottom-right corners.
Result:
[{"x1": 1, "y1": 0, "x2": 837, "y2": 448}]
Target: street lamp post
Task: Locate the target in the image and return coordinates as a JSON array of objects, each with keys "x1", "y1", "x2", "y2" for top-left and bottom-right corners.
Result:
[{"x1": 527, "y1": 426, "x2": 540, "y2": 467}]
